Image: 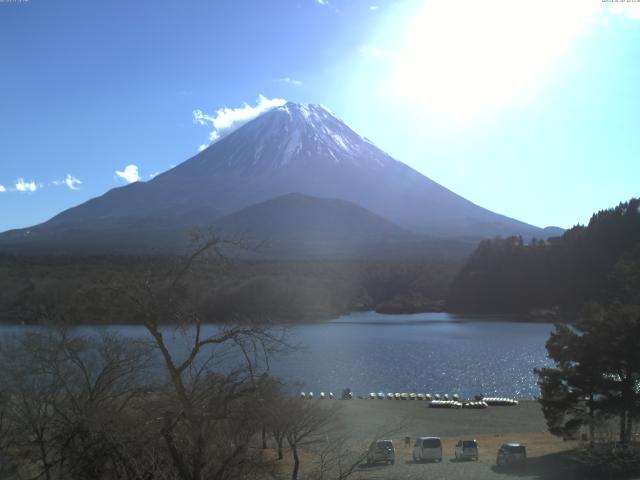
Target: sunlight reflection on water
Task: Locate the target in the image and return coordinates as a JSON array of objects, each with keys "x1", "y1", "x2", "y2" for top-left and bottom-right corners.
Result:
[{"x1": 0, "y1": 311, "x2": 553, "y2": 399}]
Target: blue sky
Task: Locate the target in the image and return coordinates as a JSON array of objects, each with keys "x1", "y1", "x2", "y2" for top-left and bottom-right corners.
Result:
[{"x1": 0, "y1": 0, "x2": 639, "y2": 232}]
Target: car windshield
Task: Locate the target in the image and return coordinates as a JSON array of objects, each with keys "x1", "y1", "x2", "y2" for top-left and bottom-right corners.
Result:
[
  {"x1": 423, "y1": 439, "x2": 441, "y2": 448},
  {"x1": 506, "y1": 445, "x2": 526, "y2": 454},
  {"x1": 463, "y1": 441, "x2": 477, "y2": 448}
]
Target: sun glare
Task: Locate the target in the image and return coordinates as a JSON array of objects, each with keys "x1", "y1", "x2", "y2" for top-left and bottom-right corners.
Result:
[{"x1": 387, "y1": 0, "x2": 603, "y2": 123}]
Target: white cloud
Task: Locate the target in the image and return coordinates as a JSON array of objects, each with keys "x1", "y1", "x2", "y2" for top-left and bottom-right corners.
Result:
[
  {"x1": 148, "y1": 171, "x2": 160, "y2": 179},
  {"x1": 276, "y1": 77, "x2": 303, "y2": 86},
  {"x1": 361, "y1": 45, "x2": 393, "y2": 57},
  {"x1": 15, "y1": 178, "x2": 38, "y2": 192},
  {"x1": 115, "y1": 164, "x2": 141, "y2": 183},
  {"x1": 53, "y1": 174, "x2": 82, "y2": 190},
  {"x1": 193, "y1": 94, "x2": 286, "y2": 146},
  {"x1": 369, "y1": 5, "x2": 379, "y2": 11},
  {"x1": 0, "y1": 184, "x2": 6, "y2": 192},
  {"x1": 314, "y1": 0, "x2": 340, "y2": 13}
]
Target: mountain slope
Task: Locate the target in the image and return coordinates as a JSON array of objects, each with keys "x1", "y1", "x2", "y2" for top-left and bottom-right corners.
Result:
[
  {"x1": 0, "y1": 102, "x2": 557, "y2": 254},
  {"x1": 215, "y1": 192, "x2": 410, "y2": 242}
]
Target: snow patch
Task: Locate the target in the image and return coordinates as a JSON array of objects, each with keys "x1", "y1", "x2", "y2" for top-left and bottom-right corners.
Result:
[
  {"x1": 298, "y1": 104, "x2": 311, "y2": 120},
  {"x1": 281, "y1": 127, "x2": 302, "y2": 165},
  {"x1": 331, "y1": 133, "x2": 350, "y2": 152}
]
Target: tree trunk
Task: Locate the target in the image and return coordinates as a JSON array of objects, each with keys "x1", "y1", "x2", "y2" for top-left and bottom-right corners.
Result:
[
  {"x1": 619, "y1": 409, "x2": 627, "y2": 444},
  {"x1": 291, "y1": 444, "x2": 300, "y2": 480},
  {"x1": 588, "y1": 395, "x2": 595, "y2": 447},
  {"x1": 626, "y1": 412, "x2": 633, "y2": 444},
  {"x1": 277, "y1": 435, "x2": 284, "y2": 460},
  {"x1": 37, "y1": 439, "x2": 52, "y2": 480},
  {"x1": 262, "y1": 426, "x2": 267, "y2": 449}
]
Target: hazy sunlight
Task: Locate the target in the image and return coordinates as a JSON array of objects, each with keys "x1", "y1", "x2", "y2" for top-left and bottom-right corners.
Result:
[{"x1": 388, "y1": 0, "x2": 603, "y2": 122}]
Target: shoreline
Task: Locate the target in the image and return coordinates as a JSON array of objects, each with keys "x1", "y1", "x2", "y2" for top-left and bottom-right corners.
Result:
[{"x1": 0, "y1": 309, "x2": 563, "y2": 327}]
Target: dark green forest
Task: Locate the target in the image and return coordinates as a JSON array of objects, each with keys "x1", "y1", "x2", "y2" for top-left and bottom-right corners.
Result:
[
  {"x1": 0, "y1": 254, "x2": 458, "y2": 325},
  {"x1": 447, "y1": 198, "x2": 640, "y2": 315},
  {"x1": 3, "y1": 197, "x2": 639, "y2": 324}
]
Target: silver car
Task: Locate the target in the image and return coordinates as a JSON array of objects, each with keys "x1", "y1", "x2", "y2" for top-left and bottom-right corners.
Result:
[
  {"x1": 455, "y1": 439, "x2": 479, "y2": 460},
  {"x1": 367, "y1": 439, "x2": 396, "y2": 465}
]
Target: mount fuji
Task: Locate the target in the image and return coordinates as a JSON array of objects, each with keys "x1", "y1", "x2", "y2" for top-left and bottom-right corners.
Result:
[{"x1": 0, "y1": 102, "x2": 560, "y2": 255}]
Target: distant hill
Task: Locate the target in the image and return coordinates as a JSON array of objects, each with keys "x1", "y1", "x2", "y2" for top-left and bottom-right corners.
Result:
[
  {"x1": 216, "y1": 192, "x2": 409, "y2": 240},
  {"x1": 215, "y1": 193, "x2": 482, "y2": 260},
  {"x1": 447, "y1": 198, "x2": 640, "y2": 314},
  {"x1": 0, "y1": 102, "x2": 560, "y2": 256}
]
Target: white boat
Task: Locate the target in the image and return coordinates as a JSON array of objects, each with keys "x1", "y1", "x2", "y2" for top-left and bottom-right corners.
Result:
[
  {"x1": 462, "y1": 401, "x2": 488, "y2": 409},
  {"x1": 428, "y1": 400, "x2": 463, "y2": 409},
  {"x1": 482, "y1": 397, "x2": 518, "y2": 406}
]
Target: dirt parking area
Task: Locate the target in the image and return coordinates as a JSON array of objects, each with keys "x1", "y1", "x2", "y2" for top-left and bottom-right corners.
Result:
[{"x1": 292, "y1": 400, "x2": 583, "y2": 480}]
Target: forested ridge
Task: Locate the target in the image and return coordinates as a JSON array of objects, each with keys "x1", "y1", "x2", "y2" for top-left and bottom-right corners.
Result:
[
  {"x1": 447, "y1": 198, "x2": 640, "y2": 314},
  {"x1": 0, "y1": 255, "x2": 458, "y2": 324},
  {"x1": 3, "y1": 198, "x2": 638, "y2": 324}
]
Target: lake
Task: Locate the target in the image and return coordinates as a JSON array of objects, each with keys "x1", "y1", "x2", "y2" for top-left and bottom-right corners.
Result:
[
  {"x1": 0, "y1": 312, "x2": 554, "y2": 399},
  {"x1": 273, "y1": 312, "x2": 554, "y2": 399}
]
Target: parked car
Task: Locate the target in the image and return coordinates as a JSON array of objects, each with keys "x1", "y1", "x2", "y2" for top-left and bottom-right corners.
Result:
[
  {"x1": 413, "y1": 437, "x2": 443, "y2": 462},
  {"x1": 367, "y1": 439, "x2": 395, "y2": 465},
  {"x1": 455, "y1": 439, "x2": 479, "y2": 460},
  {"x1": 496, "y1": 443, "x2": 526, "y2": 468}
]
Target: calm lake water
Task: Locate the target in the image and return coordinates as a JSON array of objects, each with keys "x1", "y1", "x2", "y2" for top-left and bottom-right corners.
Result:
[{"x1": 0, "y1": 312, "x2": 554, "y2": 399}]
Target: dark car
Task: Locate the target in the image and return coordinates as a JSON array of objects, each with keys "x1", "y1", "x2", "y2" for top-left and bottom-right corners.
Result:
[{"x1": 496, "y1": 443, "x2": 526, "y2": 468}]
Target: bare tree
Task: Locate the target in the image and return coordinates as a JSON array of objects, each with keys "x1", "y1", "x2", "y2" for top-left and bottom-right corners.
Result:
[
  {"x1": 272, "y1": 399, "x2": 341, "y2": 480},
  {"x1": 0, "y1": 329, "x2": 155, "y2": 480},
  {"x1": 110, "y1": 233, "x2": 290, "y2": 480},
  {"x1": 305, "y1": 421, "x2": 409, "y2": 480}
]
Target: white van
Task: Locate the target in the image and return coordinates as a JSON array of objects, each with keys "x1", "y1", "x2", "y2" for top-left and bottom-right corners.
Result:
[
  {"x1": 412, "y1": 437, "x2": 443, "y2": 462},
  {"x1": 455, "y1": 439, "x2": 479, "y2": 460}
]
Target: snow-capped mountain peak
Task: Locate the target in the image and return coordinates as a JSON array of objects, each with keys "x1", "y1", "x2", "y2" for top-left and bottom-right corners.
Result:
[
  {"x1": 17, "y1": 101, "x2": 551, "y2": 244},
  {"x1": 185, "y1": 102, "x2": 391, "y2": 172}
]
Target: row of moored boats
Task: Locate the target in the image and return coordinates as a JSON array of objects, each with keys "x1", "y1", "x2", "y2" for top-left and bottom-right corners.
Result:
[{"x1": 298, "y1": 391, "x2": 519, "y2": 406}]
